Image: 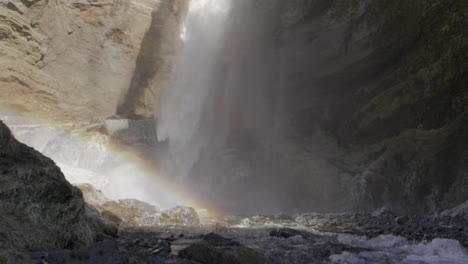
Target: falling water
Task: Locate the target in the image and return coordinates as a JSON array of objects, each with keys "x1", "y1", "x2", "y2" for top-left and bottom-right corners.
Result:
[
  {"x1": 156, "y1": 0, "x2": 293, "y2": 213},
  {"x1": 156, "y1": 0, "x2": 320, "y2": 213},
  {"x1": 156, "y1": 0, "x2": 232, "y2": 181}
]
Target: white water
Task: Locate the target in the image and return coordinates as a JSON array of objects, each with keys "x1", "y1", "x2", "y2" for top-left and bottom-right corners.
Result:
[
  {"x1": 0, "y1": 114, "x2": 174, "y2": 208},
  {"x1": 230, "y1": 215, "x2": 468, "y2": 264},
  {"x1": 157, "y1": 0, "x2": 232, "y2": 181},
  {"x1": 331, "y1": 234, "x2": 468, "y2": 264}
]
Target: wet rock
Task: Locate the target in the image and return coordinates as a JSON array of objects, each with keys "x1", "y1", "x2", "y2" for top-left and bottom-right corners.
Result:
[
  {"x1": 84, "y1": 205, "x2": 119, "y2": 238},
  {"x1": 269, "y1": 228, "x2": 316, "y2": 240},
  {"x1": 178, "y1": 243, "x2": 264, "y2": 264},
  {"x1": 158, "y1": 206, "x2": 200, "y2": 226},
  {"x1": 395, "y1": 216, "x2": 409, "y2": 225},
  {"x1": 148, "y1": 241, "x2": 171, "y2": 256},
  {"x1": 43, "y1": 240, "x2": 167, "y2": 264},
  {"x1": 101, "y1": 210, "x2": 123, "y2": 226},
  {"x1": 371, "y1": 207, "x2": 394, "y2": 217},
  {"x1": 76, "y1": 184, "x2": 110, "y2": 208},
  {"x1": 209, "y1": 223, "x2": 229, "y2": 233},
  {"x1": 101, "y1": 222, "x2": 119, "y2": 239},
  {"x1": 296, "y1": 209, "x2": 468, "y2": 248},
  {"x1": 202, "y1": 233, "x2": 241, "y2": 247},
  {"x1": 100, "y1": 199, "x2": 160, "y2": 227},
  {"x1": 120, "y1": 199, "x2": 160, "y2": 215},
  {"x1": 439, "y1": 200, "x2": 468, "y2": 220}
]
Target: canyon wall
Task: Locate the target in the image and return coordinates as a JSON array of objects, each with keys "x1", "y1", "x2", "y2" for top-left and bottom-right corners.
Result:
[
  {"x1": 0, "y1": 0, "x2": 185, "y2": 122},
  {"x1": 273, "y1": 0, "x2": 468, "y2": 213},
  {"x1": 0, "y1": 0, "x2": 466, "y2": 214},
  {"x1": 157, "y1": 0, "x2": 467, "y2": 213}
]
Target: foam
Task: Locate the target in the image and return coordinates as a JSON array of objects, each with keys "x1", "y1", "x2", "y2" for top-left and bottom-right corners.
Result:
[{"x1": 331, "y1": 235, "x2": 468, "y2": 264}]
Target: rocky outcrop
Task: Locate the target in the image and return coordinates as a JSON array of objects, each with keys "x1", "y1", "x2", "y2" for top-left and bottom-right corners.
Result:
[
  {"x1": 0, "y1": 0, "x2": 185, "y2": 122},
  {"x1": 0, "y1": 120, "x2": 111, "y2": 263},
  {"x1": 116, "y1": 0, "x2": 187, "y2": 119}
]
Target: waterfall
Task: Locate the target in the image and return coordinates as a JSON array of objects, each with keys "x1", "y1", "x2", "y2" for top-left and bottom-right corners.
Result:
[
  {"x1": 156, "y1": 0, "x2": 289, "y2": 212},
  {"x1": 156, "y1": 0, "x2": 232, "y2": 181}
]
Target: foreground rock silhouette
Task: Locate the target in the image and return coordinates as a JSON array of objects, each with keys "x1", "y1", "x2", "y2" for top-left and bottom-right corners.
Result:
[{"x1": 0, "y1": 121, "x2": 113, "y2": 263}]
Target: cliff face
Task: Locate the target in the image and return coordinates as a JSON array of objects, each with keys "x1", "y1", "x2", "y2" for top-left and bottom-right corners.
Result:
[
  {"x1": 0, "y1": 0, "x2": 185, "y2": 122},
  {"x1": 181, "y1": 0, "x2": 467, "y2": 213},
  {"x1": 266, "y1": 0, "x2": 468, "y2": 212}
]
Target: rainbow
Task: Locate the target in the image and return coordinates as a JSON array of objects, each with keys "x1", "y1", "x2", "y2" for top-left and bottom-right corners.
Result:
[{"x1": 0, "y1": 108, "x2": 220, "y2": 216}]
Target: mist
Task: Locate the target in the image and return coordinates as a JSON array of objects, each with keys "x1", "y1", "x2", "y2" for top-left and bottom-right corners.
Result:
[{"x1": 156, "y1": 0, "x2": 339, "y2": 214}]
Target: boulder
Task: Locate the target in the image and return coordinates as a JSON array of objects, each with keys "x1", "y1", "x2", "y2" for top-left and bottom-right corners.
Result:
[
  {"x1": 202, "y1": 233, "x2": 241, "y2": 247},
  {"x1": 269, "y1": 228, "x2": 318, "y2": 240},
  {"x1": 158, "y1": 206, "x2": 200, "y2": 226},
  {"x1": 0, "y1": 121, "x2": 107, "y2": 263},
  {"x1": 100, "y1": 199, "x2": 160, "y2": 227},
  {"x1": 76, "y1": 183, "x2": 110, "y2": 208}
]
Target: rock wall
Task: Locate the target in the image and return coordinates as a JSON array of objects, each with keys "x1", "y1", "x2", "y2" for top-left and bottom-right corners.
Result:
[
  {"x1": 0, "y1": 0, "x2": 185, "y2": 122},
  {"x1": 286, "y1": 0, "x2": 468, "y2": 212},
  {"x1": 182, "y1": 0, "x2": 467, "y2": 213},
  {"x1": 259, "y1": 0, "x2": 468, "y2": 212}
]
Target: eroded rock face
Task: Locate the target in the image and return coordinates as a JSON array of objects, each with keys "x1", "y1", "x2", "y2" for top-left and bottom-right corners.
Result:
[
  {"x1": 0, "y1": 0, "x2": 186, "y2": 122},
  {"x1": 0, "y1": 121, "x2": 109, "y2": 263},
  {"x1": 275, "y1": 0, "x2": 468, "y2": 213}
]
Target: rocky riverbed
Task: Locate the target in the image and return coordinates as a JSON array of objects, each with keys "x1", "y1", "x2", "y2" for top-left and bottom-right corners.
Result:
[{"x1": 29, "y1": 205, "x2": 468, "y2": 264}]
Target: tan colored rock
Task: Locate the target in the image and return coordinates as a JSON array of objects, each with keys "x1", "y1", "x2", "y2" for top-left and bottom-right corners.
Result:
[
  {"x1": 101, "y1": 210, "x2": 123, "y2": 226},
  {"x1": 100, "y1": 199, "x2": 161, "y2": 227},
  {"x1": 0, "y1": 0, "x2": 186, "y2": 122},
  {"x1": 76, "y1": 183, "x2": 110, "y2": 207}
]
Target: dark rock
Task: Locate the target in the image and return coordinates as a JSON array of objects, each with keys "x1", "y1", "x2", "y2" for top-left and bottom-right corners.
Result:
[
  {"x1": 0, "y1": 121, "x2": 107, "y2": 262},
  {"x1": 148, "y1": 241, "x2": 171, "y2": 256},
  {"x1": 43, "y1": 240, "x2": 168, "y2": 264},
  {"x1": 269, "y1": 228, "x2": 316, "y2": 240},
  {"x1": 202, "y1": 233, "x2": 241, "y2": 247},
  {"x1": 178, "y1": 243, "x2": 264, "y2": 264}
]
